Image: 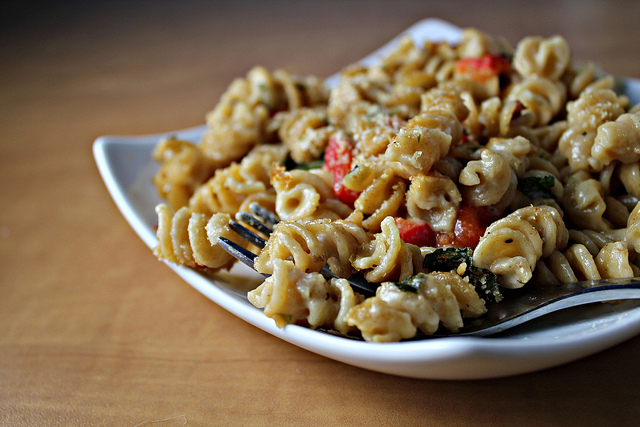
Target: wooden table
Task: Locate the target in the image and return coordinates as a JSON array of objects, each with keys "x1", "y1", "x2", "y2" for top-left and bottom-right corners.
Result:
[{"x1": 2, "y1": 1, "x2": 640, "y2": 424}]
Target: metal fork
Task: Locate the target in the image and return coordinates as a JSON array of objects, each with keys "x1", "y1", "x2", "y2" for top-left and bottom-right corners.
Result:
[
  {"x1": 218, "y1": 203, "x2": 376, "y2": 296},
  {"x1": 218, "y1": 203, "x2": 640, "y2": 337}
]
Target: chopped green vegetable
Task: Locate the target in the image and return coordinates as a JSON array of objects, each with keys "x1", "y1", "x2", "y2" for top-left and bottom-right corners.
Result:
[
  {"x1": 422, "y1": 248, "x2": 503, "y2": 303},
  {"x1": 284, "y1": 156, "x2": 325, "y2": 170},
  {"x1": 395, "y1": 278, "x2": 421, "y2": 293},
  {"x1": 423, "y1": 247, "x2": 472, "y2": 271},
  {"x1": 517, "y1": 175, "x2": 556, "y2": 200}
]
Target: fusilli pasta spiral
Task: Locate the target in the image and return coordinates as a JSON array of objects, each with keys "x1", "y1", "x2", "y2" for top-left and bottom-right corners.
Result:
[{"x1": 346, "y1": 272, "x2": 486, "y2": 342}]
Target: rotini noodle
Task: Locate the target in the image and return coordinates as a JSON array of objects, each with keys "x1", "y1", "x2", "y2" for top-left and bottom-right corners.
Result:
[
  {"x1": 248, "y1": 259, "x2": 363, "y2": 332},
  {"x1": 513, "y1": 35, "x2": 571, "y2": 81},
  {"x1": 151, "y1": 137, "x2": 215, "y2": 211},
  {"x1": 188, "y1": 144, "x2": 287, "y2": 215},
  {"x1": 254, "y1": 217, "x2": 371, "y2": 277},
  {"x1": 154, "y1": 204, "x2": 243, "y2": 271},
  {"x1": 346, "y1": 272, "x2": 486, "y2": 342},
  {"x1": 473, "y1": 206, "x2": 567, "y2": 288},
  {"x1": 352, "y1": 216, "x2": 423, "y2": 282}
]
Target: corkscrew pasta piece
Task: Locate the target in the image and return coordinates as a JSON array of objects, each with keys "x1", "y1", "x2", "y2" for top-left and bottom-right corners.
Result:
[
  {"x1": 199, "y1": 67, "x2": 271, "y2": 168},
  {"x1": 271, "y1": 167, "x2": 351, "y2": 221},
  {"x1": 595, "y1": 241, "x2": 637, "y2": 278},
  {"x1": 472, "y1": 206, "x2": 568, "y2": 288},
  {"x1": 598, "y1": 166, "x2": 638, "y2": 228},
  {"x1": 534, "y1": 240, "x2": 636, "y2": 285},
  {"x1": 562, "y1": 171, "x2": 608, "y2": 231},
  {"x1": 627, "y1": 203, "x2": 640, "y2": 253},
  {"x1": 466, "y1": 96, "x2": 536, "y2": 139},
  {"x1": 351, "y1": 216, "x2": 423, "y2": 282},
  {"x1": 275, "y1": 107, "x2": 333, "y2": 164},
  {"x1": 152, "y1": 137, "x2": 215, "y2": 211},
  {"x1": 248, "y1": 259, "x2": 363, "y2": 333},
  {"x1": 459, "y1": 149, "x2": 516, "y2": 207},
  {"x1": 485, "y1": 136, "x2": 531, "y2": 176},
  {"x1": 567, "y1": 89, "x2": 627, "y2": 131},
  {"x1": 384, "y1": 89, "x2": 469, "y2": 180},
  {"x1": 565, "y1": 62, "x2": 616, "y2": 99},
  {"x1": 505, "y1": 77, "x2": 566, "y2": 127},
  {"x1": 385, "y1": 126, "x2": 452, "y2": 179},
  {"x1": 346, "y1": 284, "x2": 437, "y2": 342},
  {"x1": 254, "y1": 217, "x2": 371, "y2": 278},
  {"x1": 347, "y1": 111, "x2": 401, "y2": 157},
  {"x1": 406, "y1": 172, "x2": 461, "y2": 232},
  {"x1": 188, "y1": 144, "x2": 287, "y2": 215},
  {"x1": 153, "y1": 204, "x2": 242, "y2": 271},
  {"x1": 418, "y1": 89, "x2": 470, "y2": 140},
  {"x1": 200, "y1": 67, "x2": 328, "y2": 168},
  {"x1": 456, "y1": 27, "x2": 511, "y2": 59},
  {"x1": 353, "y1": 168, "x2": 406, "y2": 232},
  {"x1": 568, "y1": 229, "x2": 626, "y2": 256},
  {"x1": 532, "y1": 226, "x2": 639, "y2": 285},
  {"x1": 558, "y1": 89, "x2": 627, "y2": 172},
  {"x1": 345, "y1": 272, "x2": 487, "y2": 342},
  {"x1": 513, "y1": 35, "x2": 571, "y2": 81},
  {"x1": 591, "y1": 112, "x2": 640, "y2": 167},
  {"x1": 618, "y1": 163, "x2": 640, "y2": 199}
]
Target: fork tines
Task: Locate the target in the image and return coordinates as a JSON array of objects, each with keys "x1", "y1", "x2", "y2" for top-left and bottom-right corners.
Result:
[
  {"x1": 248, "y1": 202, "x2": 280, "y2": 228},
  {"x1": 217, "y1": 236, "x2": 268, "y2": 277},
  {"x1": 220, "y1": 207, "x2": 378, "y2": 297},
  {"x1": 235, "y1": 211, "x2": 273, "y2": 239},
  {"x1": 229, "y1": 220, "x2": 267, "y2": 249}
]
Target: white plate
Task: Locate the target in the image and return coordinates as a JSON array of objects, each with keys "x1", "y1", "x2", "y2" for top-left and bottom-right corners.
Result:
[{"x1": 93, "y1": 19, "x2": 640, "y2": 379}]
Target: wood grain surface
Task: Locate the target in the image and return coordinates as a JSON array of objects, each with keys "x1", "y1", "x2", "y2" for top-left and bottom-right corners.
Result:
[{"x1": 2, "y1": 1, "x2": 640, "y2": 425}]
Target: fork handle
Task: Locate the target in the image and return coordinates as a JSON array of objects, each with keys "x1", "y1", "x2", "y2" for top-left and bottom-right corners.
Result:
[{"x1": 458, "y1": 278, "x2": 640, "y2": 336}]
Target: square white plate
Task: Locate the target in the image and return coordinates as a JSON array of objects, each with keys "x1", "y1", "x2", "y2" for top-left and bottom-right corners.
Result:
[{"x1": 94, "y1": 18, "x2": 640, "y2": 379}]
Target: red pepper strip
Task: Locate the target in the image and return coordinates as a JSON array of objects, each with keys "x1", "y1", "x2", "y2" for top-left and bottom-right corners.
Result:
[
  {"x1": 455, "y1": 54, "x2": 511, "y2": 83},
  {"x1": 323, "y1": 133, "x2": 360, "y2": 205},
  {"x1": 395, "y1": 218, "x2": 437, "y2": 247},
  {"x1": 451, "y1": 203, "x2": 502, "y2": 249}
]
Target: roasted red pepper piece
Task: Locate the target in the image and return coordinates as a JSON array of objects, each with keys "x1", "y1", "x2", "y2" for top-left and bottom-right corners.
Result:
[
  {"x1": 455, "y1": 54, "x2": 511, "y2": 83},
  {"x1": 395, "y1": 218, "x2": 436, "y2": 247},
  {"x1": 323, "y1": 133, "x2": 360, "y2": 205},
  {"x1": 452, "y1": 203, "x2": 502, "y2": 249}
]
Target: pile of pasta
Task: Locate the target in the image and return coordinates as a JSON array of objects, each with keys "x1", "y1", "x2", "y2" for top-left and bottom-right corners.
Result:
[{"x1": 151, "y1": 28, "x2": 640, "y2": 342}]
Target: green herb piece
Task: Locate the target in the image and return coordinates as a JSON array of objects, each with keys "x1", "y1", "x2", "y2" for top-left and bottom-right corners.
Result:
[
  {"x1": 464, "y1": 264, "x2": 503, "y2": 304},
  {"x1": 284, "y1": 156, "x2": 325, "y2": 171},
  {"x1": 395, "y1": 278, "x2": 420, "y2": 293},
  {"x1": 422, "y1": 248, "x2": 503, "y2": 303},
  {"x1": 423, "y1": 247, "x2": 472, "y2": 271},
  {"x1": 517, "y1": 175, "x2": 556, "y2": 200}
]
